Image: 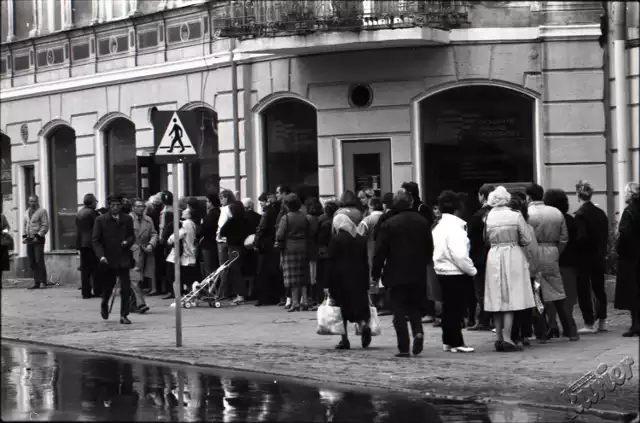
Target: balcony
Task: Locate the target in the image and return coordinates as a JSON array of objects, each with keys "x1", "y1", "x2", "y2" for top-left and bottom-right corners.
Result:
[{"x1": 212, "y1": 1, "x2": 469, "y2": 54}]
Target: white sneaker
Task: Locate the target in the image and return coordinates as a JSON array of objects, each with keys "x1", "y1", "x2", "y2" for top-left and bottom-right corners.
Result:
[
  {"x1": 598, "y1": 319, "x2": 608, "y2": 332},
  {"x1": 578, "y1": 325, "x2": 598, "y2": 334},
  {"x1": 492, "y1": 328, "x2": 497, "y2": 333},
  {"x1": 443, "y1": 344, "x2": 451, "y2": 352},
  {"x1": 450, "y1": 346, "x2": 475, "y2": 353}
]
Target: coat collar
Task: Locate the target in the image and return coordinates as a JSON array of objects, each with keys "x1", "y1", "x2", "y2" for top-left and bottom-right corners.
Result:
[{"x1": 440, "y1": 213, "x2": 467, "y2": 228}]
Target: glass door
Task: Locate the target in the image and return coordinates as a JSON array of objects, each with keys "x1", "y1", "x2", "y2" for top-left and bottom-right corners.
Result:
[{"x1": 342, "y1": 139, "x2": 392, "y2": 197}]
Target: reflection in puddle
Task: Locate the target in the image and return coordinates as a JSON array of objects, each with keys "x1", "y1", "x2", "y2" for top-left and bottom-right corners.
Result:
[{"x1": 0, "y1": 343, "x2": 608, "y2": 422}]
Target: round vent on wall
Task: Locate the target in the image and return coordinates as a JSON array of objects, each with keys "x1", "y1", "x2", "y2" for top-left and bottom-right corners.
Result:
[{"x1": 349, "y1": 84, "x2": 373, "y2": 109}]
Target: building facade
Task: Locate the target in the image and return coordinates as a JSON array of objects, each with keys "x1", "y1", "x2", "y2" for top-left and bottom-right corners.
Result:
[{"x1": 0, "y1": 0, "x2": 638, "y2": 278}]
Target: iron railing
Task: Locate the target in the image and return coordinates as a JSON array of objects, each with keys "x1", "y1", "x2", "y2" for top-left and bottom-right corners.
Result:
[{"x1": 212, "y1": 1, "x2": 469, "y2": 40}]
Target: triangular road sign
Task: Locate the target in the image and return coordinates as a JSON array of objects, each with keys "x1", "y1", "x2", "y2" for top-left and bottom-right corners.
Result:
[{"x1": 155, "y1": 112, "x2": 197, "y2": 157}]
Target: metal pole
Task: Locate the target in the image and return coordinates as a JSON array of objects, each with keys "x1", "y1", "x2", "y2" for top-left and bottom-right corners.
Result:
[
  {"x1": 612, "y1": 2, "x2": 630, "y2": 216},
  {"x1": 173, "y1": 166, "x2": 183, "y2": 347}
]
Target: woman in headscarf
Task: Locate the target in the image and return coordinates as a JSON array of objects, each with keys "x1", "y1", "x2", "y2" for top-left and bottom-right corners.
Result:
[
  {"x1": 335, "y1": 190, "x2": 364, "y2": 226},
  {"x1": 327, "y1": 214, "x2": 372, "y2": 350},
  {"x1": 484, "y1": 186, "x2": 535, "y2": 352},
  {"x1": 615, "y1": 182, "x2": 640, "y2": 337},
  {"x1": 313, "y1": 197, "x2": 340, "y2": 311}
]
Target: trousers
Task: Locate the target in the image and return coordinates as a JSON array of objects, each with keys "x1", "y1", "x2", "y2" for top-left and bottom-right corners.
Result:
[
  {"x1": 576, "y1": 260, "x2": 607, "y2": 325},
  {"x1": 79, "y1": 247, "x2": 99, "y2": 297},
  {"x1": 389, "y1": 284, "x2": 425, "y2": 353},
  {"x1": 27, "y1": 242, "x2": 47, "y2": 285},
  {"x1": 100, "y1": 265, "x2": 132, "y2": 318},
  {"x1": 438, "y1": 274, "x2": 469, "y2": 348}
]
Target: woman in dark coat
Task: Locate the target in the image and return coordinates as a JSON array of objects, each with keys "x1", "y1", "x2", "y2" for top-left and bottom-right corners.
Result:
[
  {"x1": 219, "y1": 200, "x2": 252, "y2": 305},
  {"x1": 313, "y1": 198, "x2": 340, "y2": 310},
  {"x1": 614, "y1": 182, "x2": 640, "y2": 337},
  {"x1": 328, "y1": 214, "x2": 372, "y2": 350},
  {"x1": 1, "y1": 213, "x2": 11, "y2": 284}
]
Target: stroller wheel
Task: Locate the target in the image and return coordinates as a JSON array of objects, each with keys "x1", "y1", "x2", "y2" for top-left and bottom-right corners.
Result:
[
  {"x1": 214, "y1": 302, "x2": 222, "y2": 308},
  {"x1": 184, "y1": 301, "x2": 192, "y2": 309}
]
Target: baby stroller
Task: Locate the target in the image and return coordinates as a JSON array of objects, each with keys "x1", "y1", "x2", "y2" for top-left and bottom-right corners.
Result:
[{"x1": 174, "y1": 250, "x2": 240, "y2": 309}]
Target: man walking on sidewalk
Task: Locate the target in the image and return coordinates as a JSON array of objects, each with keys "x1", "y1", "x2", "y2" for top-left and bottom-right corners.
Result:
[
  {"x1": 130, "y1": 198, "x2": 156, "y2": 314},
  {"x1": 76, "y1": 194, "x2": 100, "y2": 298},
  {"x1": 24, "y1": 195, "x2": 50, "y2": 290},
  {"x1": 371, "y1": 191, "x2": 433, "y2": 357},
  {"x1": 574, "y1": 181, "x2": 610, "y2": 334},
  {"x1": 92, "y1": 194, "x2": 136, "y2": 324}
]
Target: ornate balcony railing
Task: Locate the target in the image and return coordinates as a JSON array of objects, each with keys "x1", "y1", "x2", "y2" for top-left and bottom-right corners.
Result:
[{"x1": 213, "y1": 1, "x2": 470, "y2": 40}]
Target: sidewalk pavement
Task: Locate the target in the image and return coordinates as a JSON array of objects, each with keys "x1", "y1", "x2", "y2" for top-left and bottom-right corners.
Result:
[{"x1": 1, "y1": 285, "x2": 638, "y2": 419}]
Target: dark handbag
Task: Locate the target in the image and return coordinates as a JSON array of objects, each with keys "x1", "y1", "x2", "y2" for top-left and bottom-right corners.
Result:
[{"x1": 1, "y1": 233, "x2": 14, "y2": 250}]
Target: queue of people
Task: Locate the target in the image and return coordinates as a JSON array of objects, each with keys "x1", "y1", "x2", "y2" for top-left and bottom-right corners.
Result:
[{"x1": 10, "y1": 175, "x2": 638, "y2": 349}]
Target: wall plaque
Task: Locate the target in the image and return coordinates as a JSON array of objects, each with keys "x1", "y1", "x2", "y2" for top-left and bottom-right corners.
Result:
[{"x1": 20, "y1": 123, "x2": 28, "y2": 143}]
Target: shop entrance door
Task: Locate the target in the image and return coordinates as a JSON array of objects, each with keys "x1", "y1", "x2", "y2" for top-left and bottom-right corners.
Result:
[{"x1": 342, "y1": 140, "x2": 392, "y2": 197}]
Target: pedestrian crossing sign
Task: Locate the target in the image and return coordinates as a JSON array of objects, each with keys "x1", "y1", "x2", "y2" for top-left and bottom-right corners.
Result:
[{"x1": 153, "y1": 111, "x2": 198, "y2": 164}]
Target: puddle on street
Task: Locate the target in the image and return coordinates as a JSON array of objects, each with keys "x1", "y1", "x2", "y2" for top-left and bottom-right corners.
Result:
[{"x1": 0, "y1": 342, "x2": 614, "y2": 422}]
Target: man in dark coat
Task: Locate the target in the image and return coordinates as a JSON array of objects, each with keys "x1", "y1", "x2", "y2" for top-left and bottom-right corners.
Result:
[
  {"x1": 371, "y1": 191, "x2": 433, "y2": 357},
  {"x1": 400, "y1": 181, "x2": 437, "y2": 321},
  {"x1": 467, "y1": 184, "x2": 495, "y2": 330},
  {"x1": 76, "y1": 193, "x2": 100, "y2": 299},
  {"x1": 573, "y1": 181, "x2": 610, "y2": 334},
  {"x1": 92, "y1": 194, "x2": 136, "y2": 324},
  {"x1": 253, "y1": 193, "x2": 283, "y2": 306}
]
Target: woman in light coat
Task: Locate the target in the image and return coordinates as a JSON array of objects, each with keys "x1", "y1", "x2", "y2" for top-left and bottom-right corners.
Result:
[
  {"x1": 130, "y1": 199, "x2": 158, "y2": 312},
  {"x1": 484, "y1": 186, "x2": 535, "y2": 352},
  {"x1": 167, "y1": 208, "x2": 198, "y2": 296}
]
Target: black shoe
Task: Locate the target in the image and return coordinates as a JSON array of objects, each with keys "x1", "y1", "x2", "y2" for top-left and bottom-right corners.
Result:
[
  {"x1": 82, "y1": 295, "x2": 93, "y2": 299},
  {"x1": 412, "y1": 334, "x2": 424, "y2": 356},
  {"x1": 254, "y1": 301, "x2": 264, "y2": 307},
  {"x1": 361, "y1": 326, "x2": 372, "y2": 348},
  {"x1": 120, "y1": 316, "x2": 132, "y2": 325},
  {"x1": 395, "y1": 352, "x2": 411, "y2": 358},
  {"x1": 622, "y1": 328, "x2": 640, "y2": 337},
  {"x1": 162, "y1": 294, "x2": 175, "y2": 300},
  {"x1": 28, "y1": 284, "x2": 40, "y2": 290},
  {"x1": 101, "y1": 304, "x2": 109, "y2": 320},
  {"x1": 335, "y1": 340, "x2": 350, "y2": 350},
  {"x1": 138, "y1": 305, "x2": 149, "y2": 314}
]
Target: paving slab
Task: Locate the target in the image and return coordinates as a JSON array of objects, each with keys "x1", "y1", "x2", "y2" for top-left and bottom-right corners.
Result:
[{"x1": 1, "y1": 285, "x2": 638, "y2": 420}]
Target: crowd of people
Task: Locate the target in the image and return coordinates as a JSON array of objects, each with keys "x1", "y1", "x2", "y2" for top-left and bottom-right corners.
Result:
[{"x1": 2, "y1": 177, "x2": 638, "y2": 356}]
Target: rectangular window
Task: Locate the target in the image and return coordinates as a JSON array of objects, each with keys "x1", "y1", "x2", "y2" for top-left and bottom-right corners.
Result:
[
  {"x1": 14, "y1": 0, "x2": 34, "y2": 40},
  {"x1": 23, "y1": 165, "x2": 35, "y2": 209}
]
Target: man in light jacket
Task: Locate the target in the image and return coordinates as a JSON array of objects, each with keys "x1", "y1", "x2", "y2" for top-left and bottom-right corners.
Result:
[
  {"x1": 24, "y1": 195, "x2": 50, "y2": 290},
  {"x1": 130, "y1": 198, "x2": 157, "y2": 313},
  {"x1": 432, "y1": 191, "x2": 477, "y2": 353}
]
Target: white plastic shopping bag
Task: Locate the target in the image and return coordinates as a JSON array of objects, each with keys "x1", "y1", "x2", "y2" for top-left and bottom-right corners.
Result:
[
  {"x1": 533, "y1": 280, "x2": 544, "y2": 314},
  {"x1": 316, "y1": 297, "x2": 345, "y2": 335},
  {"x1": 355, "y1": 305, "x2": 382, "y2": 336}
]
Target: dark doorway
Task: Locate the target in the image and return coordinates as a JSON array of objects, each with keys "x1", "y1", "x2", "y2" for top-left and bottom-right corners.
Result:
[
  {"x1": 48, "y1": 126, "x2": 78, "y2": 250},
  {"x1": 104, "y1": 118, "x2": 137, "y2": 199},
  {"x1": 263, "y1": 99, "x2": 319, "y2": 200},
  {"x1": 421, "y1": 85, "x2": 535, "y2": 211},
  {"x1": 1, "y1": 133, "x2": 11, "y2": 214}
]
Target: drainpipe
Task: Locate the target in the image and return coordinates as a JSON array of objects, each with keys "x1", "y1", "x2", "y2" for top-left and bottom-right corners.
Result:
[
  {"x1": 230, "y1": 39, "x2": 241, "y2": 197},
  {"x1": 7, "y1": 43, "x2": 14, "y2": 88},
  {"x1": 613, "y1": 2, "x2": 630, "y2": 216},
  {"x1": 602, "y1": 3, "x2": 614, "y2": 222}
]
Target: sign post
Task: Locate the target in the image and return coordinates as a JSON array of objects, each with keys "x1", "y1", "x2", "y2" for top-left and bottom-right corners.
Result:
[{"x1": 152, "y1": 111, "x2": 200, "y2": 348}]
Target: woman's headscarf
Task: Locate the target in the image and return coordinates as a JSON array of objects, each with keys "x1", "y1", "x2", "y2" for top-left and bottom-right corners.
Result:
[
  {"x1": 332, "y1": 214, "x2": 358, "y2": 238},
  {"x1": 487, "y1": 186, "x2": 511, "y2": 208}
]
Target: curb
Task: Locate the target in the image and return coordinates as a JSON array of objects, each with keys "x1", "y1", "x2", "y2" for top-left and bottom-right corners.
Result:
[{"x1": 2, "y1": 336, "x2": 629, "y2": 421}]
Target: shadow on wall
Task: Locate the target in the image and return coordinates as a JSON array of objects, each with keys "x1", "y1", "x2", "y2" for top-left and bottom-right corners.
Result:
[{"x1": 6, "y1": 253, "x2": 80, "y2": 285}]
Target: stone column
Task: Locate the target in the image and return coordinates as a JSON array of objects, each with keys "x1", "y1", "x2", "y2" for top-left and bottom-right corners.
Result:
[
  {"x1": 6, "y1": 0, "x2": 15, "y2": 42},
  {"x1": 127, "y1": 0, "x2": 139, "y2": 16},
  {"x1": 29, "y1": 0, "x2": 40, "y2": 37},
  {"x1": 63, "y1": 0, "x2": 74, "y2": 29},
  {"x1": 91, "y1": 0, "x2": 99, "y2": 24}
]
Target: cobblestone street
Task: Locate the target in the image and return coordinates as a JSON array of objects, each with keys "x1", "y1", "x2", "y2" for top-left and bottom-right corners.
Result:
[{"x1": 1, "y1": 285, "x2": 638, "y2": 418}]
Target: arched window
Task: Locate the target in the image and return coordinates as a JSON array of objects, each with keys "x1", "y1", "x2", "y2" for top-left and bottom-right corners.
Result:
[
  {"x1": 186, "y1": 108, "x2": 219, "y2": 197},
  {"x1": 263, "y1": 99, "x2": 319, "y2": 198},
  {"x1": 420, "y1": 85, "x2": 535, "y2": 209},
  {"x1": 104, "y1": 118, "x2": 137, "y2": 199},
  {"x1": 48, "y1": 126, "x2": 78, "y2": 250}
]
